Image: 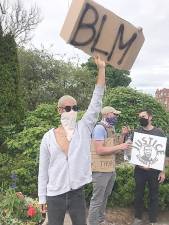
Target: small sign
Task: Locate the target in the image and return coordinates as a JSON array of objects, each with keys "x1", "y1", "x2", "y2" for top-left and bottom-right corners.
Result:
[
  {"x1": 130, "y1": 132, "x2": 167, "y2": 171},
  {"x1": 60, "y1": 0, "x2": 145, "y2": 70}
]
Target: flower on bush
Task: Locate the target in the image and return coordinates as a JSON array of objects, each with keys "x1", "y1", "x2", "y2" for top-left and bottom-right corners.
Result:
[
  {"x1": 27, "y1": 205, "x2": 36, "y2": 217},
  {"x1": 0, "y1": 188, "x2": 43, "y2": 225}
]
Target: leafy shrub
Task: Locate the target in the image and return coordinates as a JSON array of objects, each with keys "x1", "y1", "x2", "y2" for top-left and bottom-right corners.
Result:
[
  {"x1": 103, "y1": 87, "x2": 169, "y2": 135},
  {"x1": 1, "y1": 90, "x2": 169, "y2": 209},
  {"x1": 85, "y1": 163, "x2": 169, "y2": 210},
  {"x1": 1, "y1": 103, "x2": 60, "y2": 195},
  {"x1": 108, "y1": 163, "x2": 135, "y2": 207},
  {"x1": 0, "y1": 188, "x2": 42, "y2": 225},
  {"x1": 103, "y1": 87, "x2": 169, "y2": 157}
]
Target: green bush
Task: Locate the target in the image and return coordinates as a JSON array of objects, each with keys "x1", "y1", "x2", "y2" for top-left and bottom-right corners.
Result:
[
  {"x1": 103, "y1": 87, "x2": 169, "y2": 135},
  {"x1": 0, "y1": 32, "x2": 24, "y2": 128},
  {"x1": 0, "y1": 188, "x2": 42, "y2": 225},
  {"x1": 0, "y1": 103, "x2": 60, "y2": 195},
  {"x1": 108, "y1": 163, "x2": 135, "y2": 207},
  {"x1": 85, "y1": 163, "x2": 169, "y2": 210},
  {"x1": 1, "y1": 95, "x2": 168, "y2": 209}
]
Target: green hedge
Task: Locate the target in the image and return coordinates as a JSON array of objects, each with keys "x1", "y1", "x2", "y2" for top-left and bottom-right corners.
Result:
[
  {"x1": 85, "y1": 163, "x2": 169, "y2": 210},
  {"x1": 0, "y1": 103, "x2": 60, "y2": 195},
  {"x1": 1, "y1": 101, "x2": 169, "y2": 209}
]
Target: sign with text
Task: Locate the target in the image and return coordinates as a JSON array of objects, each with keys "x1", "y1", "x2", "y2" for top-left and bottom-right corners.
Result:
[
  {"x1": 60, "y1": 0, "x2": 145, "y2": 70},
  {"x1": 91, "y1": 137, "x2": 116, "y2": 172},
  {"x1": 91, "y1": 151, "x2": 116, "y2": 172},
  {"x1": 130, "y1": 132, "x2": 167, "y2": 171}
]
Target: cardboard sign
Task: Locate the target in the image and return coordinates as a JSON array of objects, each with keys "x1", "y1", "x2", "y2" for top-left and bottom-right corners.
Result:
[
  {"x1": 91, "y1": 138, "x2": 116, "y2": 172},
  {"x1": 91, "y1": 155, "x2": 116, "y2": 172},
  {"x1": 91, "y1": 130, "x2": 122, "y2": 172},
  {"x1": 60, "y1": 0, "x2": 145, "y2": 70},
  {"x1": 130, "y1": 132, "x2": 167, "y2": 171}
]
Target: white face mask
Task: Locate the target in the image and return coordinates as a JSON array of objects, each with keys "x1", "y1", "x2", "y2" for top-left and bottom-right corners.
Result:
[{"x1": 61, "y1": 111, "x2": 77, "y2": 141}]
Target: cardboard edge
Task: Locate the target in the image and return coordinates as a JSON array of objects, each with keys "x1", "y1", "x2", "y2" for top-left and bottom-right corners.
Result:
[{"x1": 60, "y1": 0, "x2": 86, "y2": 42}]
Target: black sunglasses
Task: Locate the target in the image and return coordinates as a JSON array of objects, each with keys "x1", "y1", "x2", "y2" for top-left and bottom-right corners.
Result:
[{"x1": 63, "y1": 105, "x2": 79, "y2": 112}]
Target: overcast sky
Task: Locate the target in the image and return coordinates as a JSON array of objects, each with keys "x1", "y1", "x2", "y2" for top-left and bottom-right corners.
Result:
[{"x1": 23, "y1": 0, "x2": 169, "y2": 95}]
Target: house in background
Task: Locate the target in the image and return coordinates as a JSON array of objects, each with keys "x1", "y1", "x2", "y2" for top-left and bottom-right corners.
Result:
[{"x1": 155, "y1": 88, "x2": 169, "y2": 111}]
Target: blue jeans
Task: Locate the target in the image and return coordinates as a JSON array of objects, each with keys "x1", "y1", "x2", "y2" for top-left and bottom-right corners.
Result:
[{"x1": 47, "y1": 187, "x2": 86, "y2": 225}]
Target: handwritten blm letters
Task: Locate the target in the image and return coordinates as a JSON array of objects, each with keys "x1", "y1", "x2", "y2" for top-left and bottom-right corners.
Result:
[
  {"x1": 60, "y1": 0, "x2": 145, "y2": 70},
  {"x1": 130, "y1": 132, "x2": 167, "y2": 171}
]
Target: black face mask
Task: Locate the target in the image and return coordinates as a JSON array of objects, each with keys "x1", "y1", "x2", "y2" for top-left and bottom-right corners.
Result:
[{"x1": 139, "y1": 117, "x2": 149, "y2": 127}]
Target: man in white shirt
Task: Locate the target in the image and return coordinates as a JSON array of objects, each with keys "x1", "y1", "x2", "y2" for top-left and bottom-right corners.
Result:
[{"x1": 38, "y1": 56, "x2": 105, "y2": 225}]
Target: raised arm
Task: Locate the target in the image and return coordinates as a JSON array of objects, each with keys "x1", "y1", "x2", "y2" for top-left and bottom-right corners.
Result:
[
  {"x1": 94, "y1": 55, "x2": 106, "y2": 87},
  {"x1": 81, "y1": 56, "x2": 106, "y2": 131}
]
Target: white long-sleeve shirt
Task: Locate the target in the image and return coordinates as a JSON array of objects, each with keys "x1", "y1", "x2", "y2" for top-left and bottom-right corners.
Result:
[{"x1": 38, "y1": 85, "x2": 104, "y2": 204}]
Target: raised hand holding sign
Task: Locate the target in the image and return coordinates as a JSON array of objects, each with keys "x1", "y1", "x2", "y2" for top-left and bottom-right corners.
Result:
[{"x1": 60, "y1": 0, "x2": 145, "y2": 70}]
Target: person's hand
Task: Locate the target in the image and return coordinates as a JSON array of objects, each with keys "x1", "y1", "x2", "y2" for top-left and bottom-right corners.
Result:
[
  {"x1": 119, "y1": 142, "x2": 132, "y2": 151},
  {"x1": 121, "y1": 126, "x2": 131, "y2": 135},
  {"x1": 93, "y1": 55, "x2": 105, "y2": 69},
  {"x1": 39, "y1": 204, "x2": 47, "y2": 214},
  {"x1": 158, "y1": 171, "x2": 165, "y2": 183}
]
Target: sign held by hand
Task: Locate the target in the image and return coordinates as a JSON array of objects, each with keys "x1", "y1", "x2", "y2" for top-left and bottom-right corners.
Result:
[{"x1": 60, "y1": 0, "x2": 145, "y2": 70}]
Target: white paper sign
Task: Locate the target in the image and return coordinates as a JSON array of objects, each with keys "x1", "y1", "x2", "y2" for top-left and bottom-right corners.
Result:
[{"x1": 130, "y1": 132, "x2": 167, "y2": 171}]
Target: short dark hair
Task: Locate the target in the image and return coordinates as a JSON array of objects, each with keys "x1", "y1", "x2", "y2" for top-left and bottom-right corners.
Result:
[{"x1": 138, "y1": 109, "x2": 153, "y2": 116}]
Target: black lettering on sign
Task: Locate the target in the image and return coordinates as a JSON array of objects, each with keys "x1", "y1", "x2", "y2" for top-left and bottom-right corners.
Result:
[
  {"x1": 107, "y1": 24, "x2": 137, "y2": 64},
  {"x1": 91, "y1": 14, "x2": 108, "y2": 56},
  {"x1": 70, "y1": 2, "x2": 138, "y2": 66},
  {"x1": 70, "y1": 3, "x2": 98, "y2": 46}
]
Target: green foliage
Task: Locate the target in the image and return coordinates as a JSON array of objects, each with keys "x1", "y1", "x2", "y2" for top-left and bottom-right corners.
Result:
[
  {"x1": 82, "y1": 57, "x2": 131, "y2": 89},
  {"x1": 0, "y1": 188, "x2": 42, "y2": 225},
  {"x1": 103, "y1": 87, "x2": 169, "y2": 133},
  {"x1": 0, "y1": 102, "x2": 86, "y2": 195},
  {"x1": 85, "y1": 164, "x2": 169, "y2": 210},
  {"x1": 0, "y1": 30, "x2": 24, "y2": 155},
  {"x1": 108, "y1": 164, "x2": 135, "y2": 207},
  {"x1": 18, "y1": 47, "x2": 95, "y2": 111},
  {"x1": 1, "y1": 103, "x2": 60, "y2": 195},
  {"x1": 84, "y1": 183, "x2": 93, "y2": 207},
  {"x1": 103, "y1": 87, "x2": 169, "y2": 156},
  {"x1": 0, "y1": 33, "x2": 24, "y2": 127},
  {"x1": 24, "y1": 103, "x2": 60, "y2": 128},
  {"x1": 0, "y1": 153, "x2": 14, "y2": 190}
]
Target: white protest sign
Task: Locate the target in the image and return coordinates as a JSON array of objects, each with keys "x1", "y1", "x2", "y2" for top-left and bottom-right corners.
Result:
[
  {"x1": 60, "y1": 0, "x2": 145, "y2": 70},
  {"x1": 130, "y1": 132, "x2": 167, "y2": 171}
]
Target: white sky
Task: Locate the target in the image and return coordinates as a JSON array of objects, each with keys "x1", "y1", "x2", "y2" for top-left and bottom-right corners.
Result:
[{"x1": 23, "y1": 0, "x2": 169, "y2": 95}]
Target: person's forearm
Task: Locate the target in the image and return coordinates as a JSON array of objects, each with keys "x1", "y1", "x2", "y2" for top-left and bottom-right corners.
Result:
[
  {"x1": 96, "y1": 67, "x2": 105, "y2": 86},
  {"x1": 96, "y1": 144, "x2": 123, "y2": 155}
]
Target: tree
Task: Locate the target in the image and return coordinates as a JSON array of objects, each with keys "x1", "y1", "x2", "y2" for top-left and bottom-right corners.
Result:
[
  {"x1": 103, "y1": 87, "x2": 169, "y2": 155},
  {"x1": 82, "y1": 57, "x2": 131, "y2": 89},
  {"x1": 18, "y1": 47, "x2": 95, "y2": 111},
  {"x1": 0, "y1": 28, "x2": 24, "y2": 153},
  {"x1": 0, "y1": 0, "x2": 41, "y2": 45},
  {"x1": 0, "y1": 29, "x2": 24, "y2": 127},
  {"x1": 0, "y1": 29, "x2": 24, "y2": 157}
]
